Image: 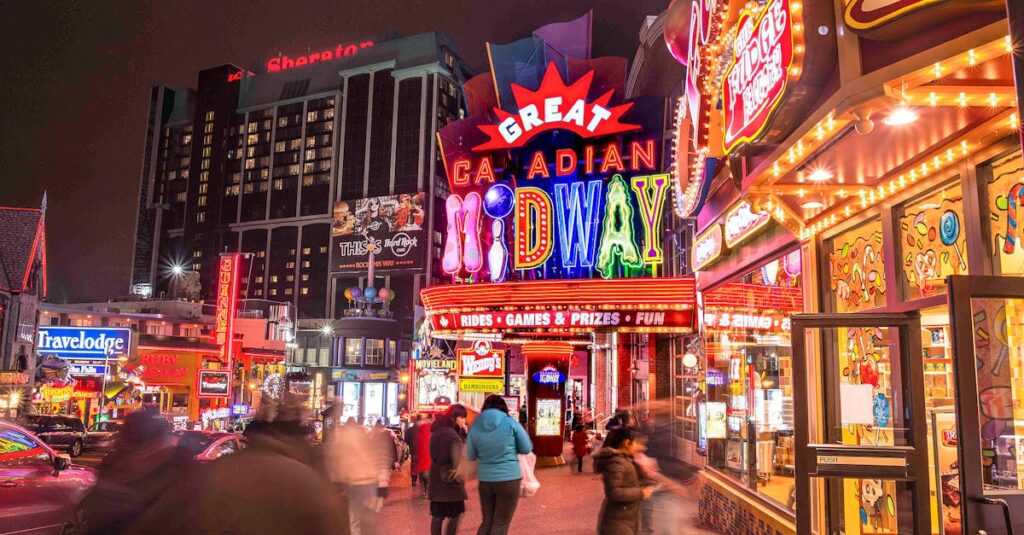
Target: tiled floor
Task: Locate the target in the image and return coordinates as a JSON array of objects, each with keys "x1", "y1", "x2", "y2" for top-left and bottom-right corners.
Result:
[{"x1": 379, "y1": 445, "x2": 715, "y2": 534}]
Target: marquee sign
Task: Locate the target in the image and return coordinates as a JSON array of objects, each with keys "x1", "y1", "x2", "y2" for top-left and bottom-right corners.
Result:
[
  {"x1": 431, "y1": 309, "x2": 694, "y2": 333},
  {"x1": 442, "y1": 62, "x2": 669, "y2": 282},
  {"x1": 722, "y1": 0, "x2": 801, "y2": 154},
  {"x1": 472, "y1": 65, "x2": 640, "y2": 152},
  {"x1": 692, "y1": 225, "x2": 724, "y2": 272},
  {"x1": 215, "y1": 253, "x2": 242, "y2": 395},
  {"x1": 197, "y1": 369, "x2": 231, "y2": 398},
  {"x1": 37, "y1": 327, "x2": 132, "y2": 361},
  {"x1": 724, "y1": 201, "x2": 771, "y2": 248}
]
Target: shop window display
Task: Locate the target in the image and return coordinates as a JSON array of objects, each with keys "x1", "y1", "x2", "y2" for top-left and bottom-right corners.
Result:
[
  {"x1": 828, "y1": 220, "x2": 886, "y2": 313},
  {"x1": 703, "y1": 251, "x2": 802, "y2": 510},
  {"x1": 896, "y1": 180, "x2": 967, "y2": 300},
  {"x1": 986, "y1": 149, "x2": 1024, "y2": 275}
]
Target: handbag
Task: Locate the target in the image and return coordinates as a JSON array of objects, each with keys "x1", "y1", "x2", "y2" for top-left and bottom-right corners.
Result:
[{"x1": 519, "y1": 452, "x2": 540, "y2": 497}]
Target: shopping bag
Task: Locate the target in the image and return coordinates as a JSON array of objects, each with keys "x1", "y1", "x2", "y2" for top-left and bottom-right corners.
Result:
[{"x1": 519, "y1": 452, "x2": 540, "y2": 497}]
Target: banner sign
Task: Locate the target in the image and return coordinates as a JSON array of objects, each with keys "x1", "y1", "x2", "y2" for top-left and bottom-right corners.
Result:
[
  {"x1": 216, "y1": 254, "x2": 241, "y2": 396},
  {"x1": 722, "y1": 0, "x2": 799, "y2": 154},
  {"x1": 331, "y1": 193, "x2": 426, "y2": 275},
  {"x1": 37, "y1": 327, "x2": 132, "y2": 361},
  {"x1": 197, "y1": 370, "x2": 230, "y2": 397},
  {"x1": 691, "y1": 225, "x2": 724, "y2": 272},
  {"x1": 68, "y1": 363, "x2": 107, "y2": 376},
  {"x1": 724, "y1": 201, "x2": 771, "y2": 248},
  {"x1": 458, "y1": 377, "x2": 505, "y2": 392}
]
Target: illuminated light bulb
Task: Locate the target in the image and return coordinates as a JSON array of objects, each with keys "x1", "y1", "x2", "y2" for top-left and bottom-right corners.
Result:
[
  {"x1": 801, "y1": 201, "x2": 824, "y2": 209},
  {"x1": 797, "y1": 140, "x2": 805, "y2": 155},
  {"x1": 958, "y1": 92, "x2": 968, "y2": 107},
  {"x1": 946, "y1": 149, "x2": 954, "y2": 163},
  {"x1": 798, "y1": 188, "x2": 805, "y2": 197},
  {"x1": 910, "y1": 169, "x2": 917, "y2": 182},
  {"x1": 845, "y1": 205, "x2": 851, "y2": 216},
  {"x1": 807, "y1": 168, "x2": 833, "y2": 182},
  {"x1": 868, "y1": 191, "x2": 876, "y2": 203},
  {"x1": 773, "y1": 162, "x2": 780, "y2": 176},
  {"x1": 933, "y1": 156, "x2": 941, "y2": 169},
  {"x1": 883, "y1": 106, "x2": 918, "y2": 126},
  {"x1": 1012, "y1": 113, "x2": 1020, "y2": 130},
  {"x1": 989, "y1": 92, "x2": 998, "y2": 107},
  {"x1": 928, "y1": 92, "x2": 938, "y2": 106},
  {"x1": 898, "y1": 175, "x2": 906, "y2": 188},
  {"x1": 933, "y1": 63, "x2": 943, "y2": 78},
  {"x1": 921, "y1": 162, "x2": 929, "y2": 175},
  {"x1": 889, "y1": 182, "x2": 896, "y2": 194},
  {"x1": 961, "y1": 140, "x2": 969, "y2": 155},
  {"x1": 792, "y1": 1, "x2": 802, "y2": 10},
  {"x1": 794, "y1": 23, "x2": 804, "y2": 32},
  {"x1": 968, "y1": 49, "x2": 977, "y2": 66},
  {"x1": 1006, "y1": 35, "x2": 1013, "y2": 54},
  {"x1": 827, "y1": 116, "x2": 835, "y2": 130},
  {"x1": 877, "y1": 186, "x2": 885, "y2": 199},
  {"x1": 789, "y1": 66, "x2": 802, "y2": 77},
  {"x1": 838, "y1": 189, "x2": 846, "y2": 198}
]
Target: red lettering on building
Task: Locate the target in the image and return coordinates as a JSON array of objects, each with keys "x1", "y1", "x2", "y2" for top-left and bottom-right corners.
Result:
[{"x1": 266, "y1": 41, "x2": 375, "y2": 73}]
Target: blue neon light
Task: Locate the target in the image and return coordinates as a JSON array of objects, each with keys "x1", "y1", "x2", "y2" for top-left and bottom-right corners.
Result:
[{"x1": 553, "y1": 179, "x2": 603, "y2": 269}]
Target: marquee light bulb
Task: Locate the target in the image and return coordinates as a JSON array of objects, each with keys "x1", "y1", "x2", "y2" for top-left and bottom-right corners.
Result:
[{"x1": 883, "y1": 107, "x2": 918, "y2": 126}]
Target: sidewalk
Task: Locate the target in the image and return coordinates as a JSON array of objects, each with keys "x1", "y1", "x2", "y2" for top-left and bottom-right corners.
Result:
[{"x1": 379, "y1": 445, "x2": 714, "y2": 534}]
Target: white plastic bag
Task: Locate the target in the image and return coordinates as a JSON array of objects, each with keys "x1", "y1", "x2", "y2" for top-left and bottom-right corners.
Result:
[{"x1": 519, "y1": 452, "x2": 540, "y2": 497}]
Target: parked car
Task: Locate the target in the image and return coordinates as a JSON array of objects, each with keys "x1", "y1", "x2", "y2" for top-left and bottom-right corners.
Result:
[
  {"x1": 173, "y1": 431, "x2": 244, "y2": 462},
  {"x1": 20, "y1": 415, "x2": 88, "y2": 457},
  {"x1": 0, "y1": 421, "x2": 97, "y2": 534},
  {"x1": 86, "y1": 419, "x2": 124, "y2": 451}
]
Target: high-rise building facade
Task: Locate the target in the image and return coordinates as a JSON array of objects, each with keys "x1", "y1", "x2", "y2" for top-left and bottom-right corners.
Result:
[{"x1": 131, "y1": 34, "x2": 467, "y2": 326}]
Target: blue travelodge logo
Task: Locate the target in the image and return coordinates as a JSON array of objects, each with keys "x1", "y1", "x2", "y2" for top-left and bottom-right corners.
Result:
[{"x1": 37, "y1": 327, "x2": 132, "y2": 360}]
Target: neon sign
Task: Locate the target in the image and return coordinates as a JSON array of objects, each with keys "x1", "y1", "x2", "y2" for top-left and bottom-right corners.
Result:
[
  {"x1": 533, "y1": 366, "x2": 566, "y2": 385},
  {"x1": 457, "y1": 341, "x2": 505, "y2": 378},
  {"x1": 692, "y1": 225, "x2": 724, "y2": 272},
  {"x1": 266, "y1": 40, "x2": 374, "y2": 73},
  {"x1": 723, "y1": 201, "x2": 770, "y2": 248},
  {"x1": 472, "y1": 63, "x2": 640, "y2": 152},
  {"x1": 215, "y1": 253, "x2": 241, "y2": 395},
  {"x1": 721, "y1": 0, "x2": 801, "y2": 154}
]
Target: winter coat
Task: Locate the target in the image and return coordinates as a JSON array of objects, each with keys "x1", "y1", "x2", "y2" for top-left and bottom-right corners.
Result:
[
  {"x1": 427, "y1": 425, "x2": 468, "y2": 502},
  {"x1": 413, "y1": 423, "x2": 433, "y2": 473},
  {"x1": 466, "y1": 408, "x2": 533, "y2": 482},
  {"x1": 405, "y1": 423, "x2": 420, "y2": 463},
  {"x1": 594, "y1": 448, "x2": 644, "y2": 535},
  {"x1": 571, "y1": 430, "x2": 591, "y2": 457}
]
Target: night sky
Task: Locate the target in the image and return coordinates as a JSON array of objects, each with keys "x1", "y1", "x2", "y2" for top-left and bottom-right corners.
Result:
[{"x1": 0, "y1": 0, "x2": 669, "y2": 302}]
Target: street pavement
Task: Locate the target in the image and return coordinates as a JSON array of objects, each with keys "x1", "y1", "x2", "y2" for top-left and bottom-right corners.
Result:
[{"x1": 380, "y1": 445, "x2": 714, "y2": 534}]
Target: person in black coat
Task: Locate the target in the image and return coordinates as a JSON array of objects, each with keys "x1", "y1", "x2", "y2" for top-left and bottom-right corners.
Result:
[
  {"x1": 593, "y1": 427, "x2": 653, "y2": 535},
  {"x1": 427, "y1": 404, "x2": 469, "y2": 535}
]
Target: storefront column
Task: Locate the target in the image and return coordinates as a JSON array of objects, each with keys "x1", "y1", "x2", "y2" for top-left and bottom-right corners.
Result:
[{"x1": 616, "y1": 335, "x2": 632, "y2": 409}]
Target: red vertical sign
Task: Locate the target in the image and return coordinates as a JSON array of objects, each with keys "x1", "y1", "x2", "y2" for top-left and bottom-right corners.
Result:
[{"x1": 216, "y1": 253, "x2": 242, "y2": 398}]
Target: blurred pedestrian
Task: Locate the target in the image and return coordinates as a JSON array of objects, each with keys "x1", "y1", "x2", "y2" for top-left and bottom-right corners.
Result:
[
  {"x1": 370, "y1": 419, "x2": 400, "y2": 508},
  {"x1": 129, "y1": 393, "x2": 337, "y2": 535},
  {"x1": 594, "y1": 427, "x2": 653, "y2": 535},
  {"x1": 570, "y1": 424, "x2": 591, "y2": 474},
  {"x1": 409, "y1": 413, "x2": 433, "y2": 497},
  {"x1": 467, "y1": 394, "x2": 533, "y2": 535},
  {"x1": 518, "y1": 404, "x2": 528, "y2": 427},
  {"x1": 406, "y1": 413, "x2": 425, "y2": 487},
  {"x1": 428, "y1": 404, "x2": 469, "y2": 535},
  {"x1": 79, "y1": 407, "x2": 187, "y2": 534},
  {"x1": 326, "y1": 417, "x2": 381, "y2": 534}
]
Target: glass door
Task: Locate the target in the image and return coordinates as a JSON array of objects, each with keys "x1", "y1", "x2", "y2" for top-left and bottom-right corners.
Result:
[
  {"x1": 792, "y1": 313, "x2": 932, "y2": 535},
  {"x1": 949, "y1": 275, "x2": 1024, "y2": 534}
]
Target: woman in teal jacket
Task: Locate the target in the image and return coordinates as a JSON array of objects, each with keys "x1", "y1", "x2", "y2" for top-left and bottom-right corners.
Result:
[{"x1": 466, "y1": 395, "x2": 533, "y2": 535}]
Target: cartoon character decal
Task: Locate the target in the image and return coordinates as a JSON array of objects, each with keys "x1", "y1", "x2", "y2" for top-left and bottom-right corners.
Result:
[
  {"x1": 987, "y1": 151, "x2": 1024, "y2": 273},
  {"x1": 829, "y1": 226, "x2": 886, "y2": 313},
  {"x1": 898, "y1": 196, "x2": 967, "y2": 298}
]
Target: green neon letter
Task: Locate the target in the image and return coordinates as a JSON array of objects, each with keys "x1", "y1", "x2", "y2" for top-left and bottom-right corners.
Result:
[{"x1": 596, "y1": 175, "x2": 643, "y2": 278}]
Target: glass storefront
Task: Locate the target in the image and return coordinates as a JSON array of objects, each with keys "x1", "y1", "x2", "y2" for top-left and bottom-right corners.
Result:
[
  {"x1": 828, "y1": 220, "x2": 886, "y2": 313},
  {"x1": 703, "y1": 250, "x2": 802, "y2": 509},
  {"x1": 896, "y1": 180, "x2": 968, "y2": 300}
]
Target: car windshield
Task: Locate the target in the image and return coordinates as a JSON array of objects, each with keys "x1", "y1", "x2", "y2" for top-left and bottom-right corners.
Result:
[
  {"x1": 21, "y1": 415, "x2": 55, "y2": 428},
  {"x1": 90, "y1": 421, "x2": 123, "y2": 432},
  {"x1": 175, "y1": 432, "x2": 219, "y2": 455}
]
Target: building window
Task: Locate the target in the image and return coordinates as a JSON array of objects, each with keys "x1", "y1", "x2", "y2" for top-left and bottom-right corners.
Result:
[
  {"x1": 319, "y1": 246, "x2": 328, "y2": 254},
  {"x1": 345, "y1": 338, "x2": 363, "y2": 365},
  {"x1": 198, "y1": 183, "x2": 208, "y2": 194},
  {"x1": 203, "y1": 123, "x2": 214, "y2": 134},
  {"x1": 284, "y1": 288, "x2": 293, "y2": 295},
  {"x1": 205, "y1": 111, "x2": 215, "y2": 121},
  {"x1": 702, "y1": 252, "x2": 802, "y2": 510},
  {"x1": 270, "y1": 289, "x2": 277, "y2": 296},
  {"x1": 365, "y1": 339, "x2": 385, "y2": 366},
  {"x1": 197, "y1": 196, "x2": 207, "y2": 207},
  {"x1": 195, "y1": 212, "x2": 206, "y2": 223},
  {"x1": 301, "y1": 287, "x2": 309, "y2": 295},
  {"x1": 270, "y1": 275, "x2": 278, "y2": 283},
  {"x1": 202, "y1": 146, "x2": 211, "y2": 157},
  {"x1": 286, "y1": 275, "x2": 294, "y2": 282}
]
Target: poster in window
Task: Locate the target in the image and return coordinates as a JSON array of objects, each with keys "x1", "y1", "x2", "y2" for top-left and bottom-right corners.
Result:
[
  {"x1": 706, "y1": 401, "x2": 727, "y2": 439},
  {"x1": 415, "y1": 358, "x2": 457, "y2": 412},
  {"x1": 535, "y1": 398, "x2": 562, "y2": 436},
  {"x1": 197, "y1": 370, "x2": 230, "y2": 397},
  {"x1": 341, "y1": 383, "x2": 360, "y2": 420}
]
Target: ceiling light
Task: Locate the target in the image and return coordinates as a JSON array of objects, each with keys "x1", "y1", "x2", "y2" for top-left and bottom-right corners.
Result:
[
  {"x1": 884, "y1": 106, "x2": 919, "y2": 126},
  {"x1": 806, "y1": 168, "x2": 833, "y2": 182},
  {"x1": 801, "y1": 201, "x2": 825, "y2": 209}
]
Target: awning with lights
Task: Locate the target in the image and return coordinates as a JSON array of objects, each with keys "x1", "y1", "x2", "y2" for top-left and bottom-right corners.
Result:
[{"x1": 420, "y1": 277, "x2": 697, "y2": 338}]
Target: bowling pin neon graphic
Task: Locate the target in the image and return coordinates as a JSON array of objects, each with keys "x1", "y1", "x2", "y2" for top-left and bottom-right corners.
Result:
[
  {"x1": 483, "y1": 184, "x2": 515, "y2": 282},
  {"x1": 442, "y1": 192, "x2": 484, "y2": 275}
]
